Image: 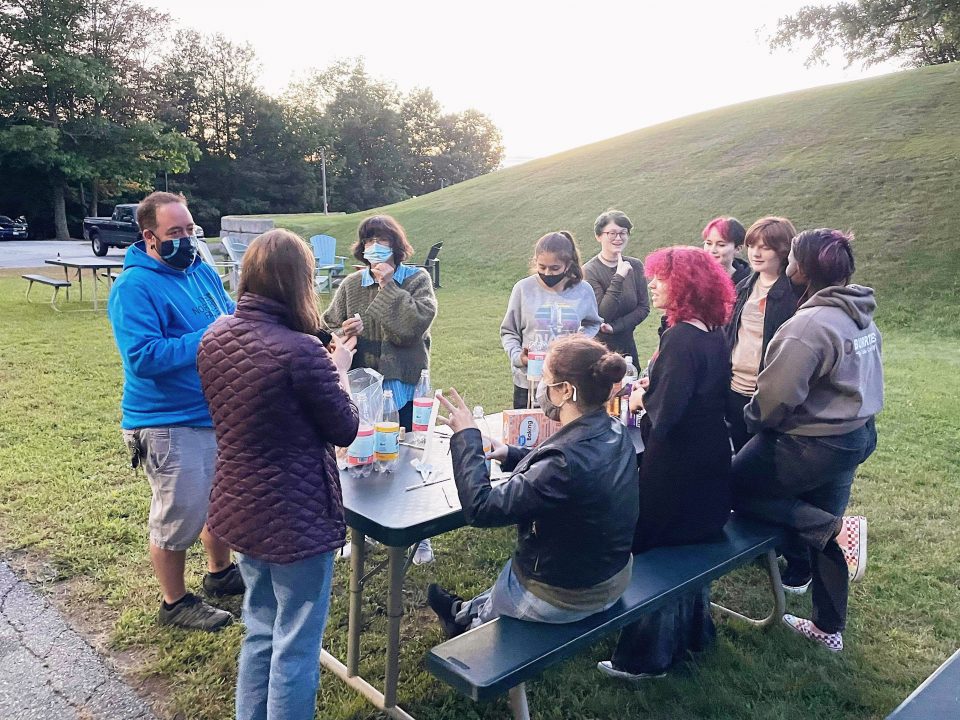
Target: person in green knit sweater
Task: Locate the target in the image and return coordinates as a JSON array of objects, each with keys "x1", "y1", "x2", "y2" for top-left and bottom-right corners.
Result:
[{"x1": 321, "y1": 214, "x2": 438, "y2": 564}]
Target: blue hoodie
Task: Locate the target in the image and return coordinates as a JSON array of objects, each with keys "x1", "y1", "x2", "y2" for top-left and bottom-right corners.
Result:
[{"x1": 109, "y1": 242, "x2": 236, "y2": 429}]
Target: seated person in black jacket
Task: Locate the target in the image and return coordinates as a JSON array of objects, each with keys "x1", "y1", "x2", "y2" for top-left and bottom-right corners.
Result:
[{"x1": 428, "y1": 335, "x2": 639, "y2": 637}]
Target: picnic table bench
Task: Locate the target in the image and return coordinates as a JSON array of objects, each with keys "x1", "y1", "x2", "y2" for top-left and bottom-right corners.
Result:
[
  {"x1": 426, "y1": 514, "x2": 784, "y2": 719},
  {"x1": 886, "y1": 648, "x2": 960, "y2": 719},
  {"x1": 22, "y1": 274, "x2": 72, "y2": 311}
]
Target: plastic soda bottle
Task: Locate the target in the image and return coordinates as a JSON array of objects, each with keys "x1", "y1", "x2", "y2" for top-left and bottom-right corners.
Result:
[
  {"x1": 375, "y1": 390, "x2": 401, "y2": 472},
  {"x1": 473, "y1": 406, "x2": 492, "y2": 474},
  {"x1": 620, "y1": 356, "x2": 639, "y2": 425},
  {"x1": 412, "y1": 369, "x2": 432, "y2": 446},
  {"x1": 347, "y1": 425, "x2": 375, "y2": 476},
  {"x1": 527, "y1": 334, "x2": 547, "y2": 381}
]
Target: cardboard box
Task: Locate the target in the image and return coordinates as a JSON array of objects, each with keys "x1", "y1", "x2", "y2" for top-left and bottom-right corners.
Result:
[{"x1": 503, "y1": 409, "x2": 560, "y2": 449}]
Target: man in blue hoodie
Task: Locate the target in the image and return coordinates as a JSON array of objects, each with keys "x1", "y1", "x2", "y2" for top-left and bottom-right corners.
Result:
[{"x1": 109, "y1": 191, "x2": 242, "y2": 631}]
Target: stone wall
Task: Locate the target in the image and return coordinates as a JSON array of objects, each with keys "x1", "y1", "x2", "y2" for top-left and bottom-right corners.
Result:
[{"x1": 219, "y1": 216, "x2": 274, "y2": 245}]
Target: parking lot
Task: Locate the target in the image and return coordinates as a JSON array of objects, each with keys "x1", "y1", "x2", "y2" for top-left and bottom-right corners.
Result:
[{"x1": 0, "y1": 240, "x2": 126, "y2": 269}]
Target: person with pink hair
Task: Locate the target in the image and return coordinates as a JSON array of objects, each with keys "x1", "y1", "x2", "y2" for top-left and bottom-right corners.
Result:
[{"x1": 599, "y1": 246, "x2": 736, "y2": 681}]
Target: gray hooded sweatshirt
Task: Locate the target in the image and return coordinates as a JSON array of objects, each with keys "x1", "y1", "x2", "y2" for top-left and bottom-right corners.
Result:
[{"x1": 745, "y1": 284, "x2": 884, "y2": 437}]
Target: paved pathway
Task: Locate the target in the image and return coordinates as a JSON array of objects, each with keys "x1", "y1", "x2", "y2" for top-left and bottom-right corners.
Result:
[
  {"x1": 0, "y1": 240, "x2": 126, "y2": 269},
  {"x1": 0, "y1": 562, "x2": 156, "y2": 720}
]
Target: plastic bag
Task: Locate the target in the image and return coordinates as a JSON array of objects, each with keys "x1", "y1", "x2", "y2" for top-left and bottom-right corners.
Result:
[{"x1": 345, "y1": 368, "x2": 384, "y2": 474}]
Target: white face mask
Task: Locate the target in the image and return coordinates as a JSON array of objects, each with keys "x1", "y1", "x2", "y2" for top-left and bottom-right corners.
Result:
[{"x1": 535, "y1": 379, "x2": 577, "y2": 421}]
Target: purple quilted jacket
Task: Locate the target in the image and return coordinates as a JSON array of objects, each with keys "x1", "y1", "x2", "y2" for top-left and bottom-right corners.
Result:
[{"x1": 198, "y1": 293, "x2": 359, "y2": 563}]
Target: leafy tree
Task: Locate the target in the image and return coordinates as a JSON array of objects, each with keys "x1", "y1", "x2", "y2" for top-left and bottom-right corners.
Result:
[
  {"x1": 771, "y1": 0, "x2": 960, "y2": 67},
  {"x1": 0, "y1": 0, "x2": 195, "y2": 237}
]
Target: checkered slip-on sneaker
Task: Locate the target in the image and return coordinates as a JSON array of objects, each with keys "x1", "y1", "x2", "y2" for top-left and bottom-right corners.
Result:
[
  {"x1": 840, "y1": 515, "x2": 867, "y2": 582},
  {"x1": 782, "y1": 614, "x2": 843, "y2": 652}
]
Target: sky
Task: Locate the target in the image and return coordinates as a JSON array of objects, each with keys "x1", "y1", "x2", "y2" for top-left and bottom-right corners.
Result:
[{"x1": 147, "y1": 0, "x2": 900, "y2": 165}]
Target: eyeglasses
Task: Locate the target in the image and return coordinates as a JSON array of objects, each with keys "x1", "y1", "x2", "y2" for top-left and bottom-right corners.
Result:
[{"x1": 602, "y1": 230, "x2": 629, "y2": 239}]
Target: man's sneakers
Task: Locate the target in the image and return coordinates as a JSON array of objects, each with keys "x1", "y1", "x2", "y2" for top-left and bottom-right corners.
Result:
[
  {"x1": 596, "y1": 661, "x2": 667, "y2": 681},
  {"x1": 426, "y1": 583, "x2": 468, "y2": 639},
  {"x1": 159, "y1": 593, "x2": 233, "y2": 632},
  {"x1": 782, "y1": 614, "x2": 843, "y2": 652},
  {"x1": 413, "y1": 539, "x2": 435, "y2": 565},
  {"x1": 202, "y1": 563, "x2": 245, "y2": 597},
  {"x1": 780, "y1": 568, "x2": 812, "y2": 595},
  {"x1": 838, "y1": 515, "x2": 867, "y2": 582}
]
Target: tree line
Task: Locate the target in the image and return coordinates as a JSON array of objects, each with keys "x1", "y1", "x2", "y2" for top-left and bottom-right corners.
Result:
[{"x1": 0, "y1": 0, "x2": 504, "y2": 239}]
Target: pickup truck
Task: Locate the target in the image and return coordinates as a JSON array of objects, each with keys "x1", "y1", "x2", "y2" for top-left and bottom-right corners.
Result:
[{"x1": 82, "y1": 203, "x2": 204, "y2": 256}]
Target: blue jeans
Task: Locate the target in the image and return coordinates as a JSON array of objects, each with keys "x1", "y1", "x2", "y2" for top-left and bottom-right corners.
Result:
[
  {"x1": 235, "y1": 551, "x2": 335, "y2": 720},
  {"x1": 731, "y1": 420, "x2": 877, "y2": 632},
  {"x1": 455, "y1": 559, "x2": 620, "y2": 629}
]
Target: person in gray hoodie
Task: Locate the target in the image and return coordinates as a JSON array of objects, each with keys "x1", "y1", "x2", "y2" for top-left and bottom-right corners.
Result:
[{"x1": 731, "y1": 228, "x2": 883, "y2": 653}]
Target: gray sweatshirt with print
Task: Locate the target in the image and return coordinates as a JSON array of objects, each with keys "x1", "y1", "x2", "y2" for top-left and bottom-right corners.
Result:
[
  {"x1": 500, "y1": 275, "x2": 602, "y2": 389},
  {"x1": 745, "y1": 284, "x2": 884, "y2": 436}
]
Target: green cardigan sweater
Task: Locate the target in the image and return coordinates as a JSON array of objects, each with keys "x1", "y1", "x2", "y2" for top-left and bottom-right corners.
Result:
[{"x1": 321, "y1": 268, "x2": 437, "y2": 384}]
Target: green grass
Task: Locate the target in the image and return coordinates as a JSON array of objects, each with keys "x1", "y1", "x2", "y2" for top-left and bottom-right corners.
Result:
[{"x1": 1, "y1": 61, "x2": 959, "y2": 719}]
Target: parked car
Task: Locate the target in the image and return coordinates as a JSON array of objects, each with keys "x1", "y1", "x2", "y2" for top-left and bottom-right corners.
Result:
[
  {"x1": 0, "y1": 215, "x2": 29, "y2": 240},
  {"x1": 82, "y1": 203, "x2": 204, "y2": 256}
]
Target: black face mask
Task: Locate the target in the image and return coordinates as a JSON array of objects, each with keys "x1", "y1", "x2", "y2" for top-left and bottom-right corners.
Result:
[
  {"x1": 154, "y1": 235, "x2": 198, "y2": 271},
  {"x1": 539, "y1": 272, "x2": 566, "y2": 288}
]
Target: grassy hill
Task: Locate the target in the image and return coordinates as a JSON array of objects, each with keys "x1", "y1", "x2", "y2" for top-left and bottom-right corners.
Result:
[
  {"x1": 275, "y1": 62, "x2": 960, "y2": 336},
  {"x1": 0, "y1": 63, "x2": 958, "y2": 720}
]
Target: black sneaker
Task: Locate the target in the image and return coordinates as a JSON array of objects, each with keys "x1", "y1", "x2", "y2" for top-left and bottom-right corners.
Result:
[
  {"x1": 781, "y1": 570, "x2": 812, "y2": 595},
  {"x1": 427, "y1": 583, "x2": 469, "y2": 639},
  {"x1": 159, "y1": 593, "x2": 233, "y2": 631},
  {"x1": 203, "y1": 563, "x2": 245, "y2": 597}
]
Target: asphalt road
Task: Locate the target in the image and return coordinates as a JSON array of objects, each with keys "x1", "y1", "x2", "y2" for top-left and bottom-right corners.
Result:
[
  {"x1": 0, "y1": 562, "x2": 156, "y2": 719},
  {"x1": 0, "y1": 240, "x2": 126, "y2": 269}
]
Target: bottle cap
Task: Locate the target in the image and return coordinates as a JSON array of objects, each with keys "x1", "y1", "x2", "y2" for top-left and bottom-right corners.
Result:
[{"x1": 473, "y1": 405, "x2": 484, "y2": 417}]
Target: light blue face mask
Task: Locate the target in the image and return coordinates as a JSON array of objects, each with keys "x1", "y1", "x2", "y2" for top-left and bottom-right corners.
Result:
[{"x1": 363, "y1": 243, "x2": 393, "y2": 264}]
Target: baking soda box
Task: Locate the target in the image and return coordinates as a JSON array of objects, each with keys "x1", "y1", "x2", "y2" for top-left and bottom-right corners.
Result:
[{"x1": 503, "y1": 409, "x2": 560, "y2": 449}]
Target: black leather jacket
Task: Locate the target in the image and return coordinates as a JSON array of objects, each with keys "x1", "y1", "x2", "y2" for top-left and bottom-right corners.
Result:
[
  {"x1": 724, "y1": 272, "x2": 801, "y2": 374},
  {"x1": 450, "y1": 409, "x2": 638, "y2": 590}
]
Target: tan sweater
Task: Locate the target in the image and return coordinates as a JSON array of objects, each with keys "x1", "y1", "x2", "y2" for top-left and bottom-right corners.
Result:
[{"x1": 321, "y1": 268, "x2": 437, "y2": 384}]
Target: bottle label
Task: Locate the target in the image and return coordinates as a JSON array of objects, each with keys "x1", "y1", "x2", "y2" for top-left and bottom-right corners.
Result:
[
  {"x1": 412, "y1": 397, "x2": 433, "y2": 432},
  {"x1": 347, "y1": 426, "x2": 375, "y2": 465},
  {"x1": 527, "y1": 350, "x2": 546, "y2": 380},
  {"x1": 375, "y1": 422, "x2": 400, "y2": 459}
]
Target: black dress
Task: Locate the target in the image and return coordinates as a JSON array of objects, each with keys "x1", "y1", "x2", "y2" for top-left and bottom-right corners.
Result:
[{"x1": 612, "y1": 321, "x2": 732, "y2": 674}]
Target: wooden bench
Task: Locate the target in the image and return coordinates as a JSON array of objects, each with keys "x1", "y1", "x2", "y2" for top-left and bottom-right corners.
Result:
[
  {"x1": 426, "y1": 515, "x2": 784, "y2": 719},
  {"x1": 886, "y1": 648, "x2": 960, "y2": 719},
  {"x1": 22, "y1": 274, "x2": 72, "y2": 311}
]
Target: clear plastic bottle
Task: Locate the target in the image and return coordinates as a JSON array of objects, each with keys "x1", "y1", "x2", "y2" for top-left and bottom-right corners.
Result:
[
  {"x1": 411, "y1": 369, "x2": 433, "y2": 447},
  {"x1": 375, "y1": 390, "x2": 400, "y2": 472},
  {"x1": 527, "y1": 333, "x2": 547, "y2": 382},
  {"x1": 473, "y1": 405, "x2": 492, "y2": 475},
  {"x1": 620, "y1": 356, "x2": 640, "y2": 425},
  {"x1": 347, "y1": 395, "x2": 375, "y2": 477}
]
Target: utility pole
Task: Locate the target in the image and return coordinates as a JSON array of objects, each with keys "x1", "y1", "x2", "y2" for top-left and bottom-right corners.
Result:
[
  {"x1": 320, "y1": 148, "x2": 329, "y2": 215},
  {"x1": 164, "y1": 171, "x2": 169, "y2": 192}
]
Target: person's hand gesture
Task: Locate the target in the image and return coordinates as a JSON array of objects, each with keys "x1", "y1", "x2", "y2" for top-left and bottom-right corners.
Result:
[
  {"x1": 486, "y1": 436, "x2": 508, "y2": 462},
  {"x1": 437, "y1": 387, "x2": 478, "y2": 434},
  {"x1": 628, "y1": 381, "x2": 645, "y2": 411},
  {"x1": 600, "y1": 322, "x2": 614, "y2": 334},
  {"x1": 331, "y1": 334, "x2": 357, "y2": 372},
  {"x1": 519, "y1": 347, "x2": 529, "y2": 366},
  {"x1": 615, "y1": 254, "x2": 632, "y2": 277},
  {"x1": 372, "y1": 262, "x2": 395, "y2": 288},
  {"x1": 341, "y1": 314, "x2": 363, "y2": 338}
]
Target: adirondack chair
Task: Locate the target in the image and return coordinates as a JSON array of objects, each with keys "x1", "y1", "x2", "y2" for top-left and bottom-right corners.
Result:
[
  {"x1": 309, "y1": 234, "x2": 347, "y2": 294},
  {"x1": 220, "y1": 236, "x2": 249, "y2": 290},
  {"x1": 197, "y1": 240, "x2": 236, "y2": 292},
  {"x1": 415, "y1": 241, "x2": 443, "y2": 288}
]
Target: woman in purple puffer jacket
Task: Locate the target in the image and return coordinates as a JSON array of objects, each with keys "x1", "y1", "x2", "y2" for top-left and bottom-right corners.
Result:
[{"x1": 198, "y1": 229, "x2": 359, "y2": 720}]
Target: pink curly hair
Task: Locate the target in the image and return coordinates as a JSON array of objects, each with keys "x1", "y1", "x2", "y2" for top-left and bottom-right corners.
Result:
[{"x1": 645, "y1": 246, "x2": 736, "y2": 328}]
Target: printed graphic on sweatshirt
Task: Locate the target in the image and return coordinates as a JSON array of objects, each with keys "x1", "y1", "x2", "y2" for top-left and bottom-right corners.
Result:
[
  {"x1": 533, "y1": 301, "x2": 581, "y2": 340},
  {"x1": 191, "y1": 292, "x2": 223, "y2": 321},
  {"x1": 845, "y1": 331, "x2": 879, "y2": 357}
]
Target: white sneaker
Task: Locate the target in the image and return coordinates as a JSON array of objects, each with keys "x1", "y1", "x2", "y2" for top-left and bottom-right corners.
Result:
[
  {"x1": 336, "y1": 537, "x2": 378, "y2": 560},
  {"x1": 597, "y1": 661, "x2": 666, "y2": 681},
  {"x1": 412, "y1": 539, "x2": 435, "y2": 565},
  {"x1": 838, "y1": 515, "x2": 867, "y2": 582}
]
